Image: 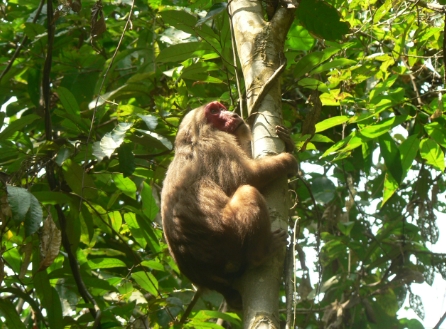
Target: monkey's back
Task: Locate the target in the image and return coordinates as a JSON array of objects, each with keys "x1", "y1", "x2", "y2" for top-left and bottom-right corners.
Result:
[{"x1": 161, "y1": 129, "x2": 251, "y2": 290}]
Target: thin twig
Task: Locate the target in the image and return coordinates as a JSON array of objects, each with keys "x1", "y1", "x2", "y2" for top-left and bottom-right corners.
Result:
[{"x1": 227, "y1": 1, "x2": 244, "y2": 118}]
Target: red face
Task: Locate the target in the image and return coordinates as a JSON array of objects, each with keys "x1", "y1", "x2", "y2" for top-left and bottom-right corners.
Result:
[{"x1": 204, "y1": 102, "x2": 244, "y2": 134}]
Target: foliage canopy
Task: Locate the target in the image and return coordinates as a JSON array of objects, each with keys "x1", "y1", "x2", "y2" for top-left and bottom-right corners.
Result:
[{"x1": 1, "y1": 0, "x2": 445, "y2": 328}]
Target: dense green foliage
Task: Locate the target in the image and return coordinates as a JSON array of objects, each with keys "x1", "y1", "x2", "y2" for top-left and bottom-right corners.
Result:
[{"x1": 1, "y1": 0, "x2": 445, "y2": 328}]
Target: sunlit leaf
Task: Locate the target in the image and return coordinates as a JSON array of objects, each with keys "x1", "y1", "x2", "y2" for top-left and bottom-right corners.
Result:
[
  {"x1": 88, "y1": 258, "x2": 127, "y2": 269},
  {"x1": 420, "y1": 138, "x2": 445, "y2": 172},
  {"x1": 93, "y1": 123, "x2": 133, "y2": 161},
  {"x1": 359, "y1": 115, "x2": 409, "y2": 139},
  {"x1": 315, "y1": 116, "x2": 349, "y2": 133},
  {"x1": 294, "y1": 48, "x2": 342, "y2": 79},
  {"x1": 135, "y1": 129, "x2": 173, "y2": 150},
  {"x1": 286, "y1": 22, "x2": 316, "y2": 51},
  {"x1": 382, "y1": 173, "x2": 398, "y2": 206},
  {"x1": 298, "y1": 78, "x2": 329, "y2": 92},
  {"x1": 131, "y1": 271, "x2": 159, "y2": 296},
  {"x1": 399, "y1": 135, "x2": 419, "y2": 175}
]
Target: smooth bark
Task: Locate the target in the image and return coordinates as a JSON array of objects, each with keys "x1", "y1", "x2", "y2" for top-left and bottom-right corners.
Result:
[{"x1": 229, "y1": 1, "x2": 296, "y2": 328}]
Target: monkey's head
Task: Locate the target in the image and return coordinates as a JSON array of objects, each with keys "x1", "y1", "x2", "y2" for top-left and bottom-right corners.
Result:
[
  {"x1": 176, "y1": 102, "x2": 251, "y2": 146},
  {"x1": 203, "y1": 102, "x2": 245, "y2": 134}
]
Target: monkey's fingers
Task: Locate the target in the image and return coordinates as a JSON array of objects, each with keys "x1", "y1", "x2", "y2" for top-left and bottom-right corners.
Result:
[
  {"x1": 271, "y1": 229, "x2": 288, "y2": 251},
  {"x1": 276, "y1": 125, "x2": 295, "y2": 153}
]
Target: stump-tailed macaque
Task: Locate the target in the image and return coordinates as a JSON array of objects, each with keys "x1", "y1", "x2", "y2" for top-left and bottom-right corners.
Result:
[{"x1": 161, "y1": 101, "x2": 297, "y2": 308}]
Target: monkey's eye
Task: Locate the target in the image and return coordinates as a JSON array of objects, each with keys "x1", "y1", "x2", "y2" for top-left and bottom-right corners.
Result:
[{"x1": 210, "y1": 107, "x2": 219, "y2": 114}]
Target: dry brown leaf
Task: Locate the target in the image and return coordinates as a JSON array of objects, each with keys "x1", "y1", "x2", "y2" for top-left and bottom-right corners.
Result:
[{"x1": 38, "y1": 215, "x2": 62, "y2": 272}]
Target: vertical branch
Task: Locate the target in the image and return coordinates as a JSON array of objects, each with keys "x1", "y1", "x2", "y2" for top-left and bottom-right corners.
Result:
[
  {"x1": 229, "y1": 0, "x2": 296, "y2": 328},
  {"x1": 41, "y1": 1, "x2": 102, "y2": 327}
]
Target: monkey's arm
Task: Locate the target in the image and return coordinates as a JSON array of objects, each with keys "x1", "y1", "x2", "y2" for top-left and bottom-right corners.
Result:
[{"x1": 244, "y1": 152, "x2": 297, "y2": 189}]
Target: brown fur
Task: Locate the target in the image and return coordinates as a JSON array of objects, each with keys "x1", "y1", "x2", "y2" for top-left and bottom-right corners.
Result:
[{"x1": 161, "y1": 102, "x2": 297, "y2": 308}]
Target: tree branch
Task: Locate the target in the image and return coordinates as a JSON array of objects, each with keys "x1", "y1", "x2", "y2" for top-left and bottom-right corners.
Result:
[{"x1": 41, "y1": 1, "x2": 101, "y2": 327}]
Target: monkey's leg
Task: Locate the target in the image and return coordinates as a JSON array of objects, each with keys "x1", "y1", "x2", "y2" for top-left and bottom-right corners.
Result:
[{"x1": 222, "y1": 185, "x2": 286, "y2": 266}]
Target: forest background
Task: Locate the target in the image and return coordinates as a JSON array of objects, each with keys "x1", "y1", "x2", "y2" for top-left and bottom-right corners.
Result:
[{"x1": 1, "y1": 0, "x2": 446, "y2": 328}]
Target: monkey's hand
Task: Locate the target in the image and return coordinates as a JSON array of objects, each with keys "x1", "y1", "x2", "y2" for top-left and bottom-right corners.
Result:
[
  {"x1": 276, "y1": 152, "x2": 298, "y2": 177},
  {"x1": 276, "y1": 125, "x2": 295, "y2": 153}
]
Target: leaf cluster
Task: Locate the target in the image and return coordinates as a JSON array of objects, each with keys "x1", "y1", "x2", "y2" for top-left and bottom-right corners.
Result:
[{"x1": 0, "y1": 0, "x2": 445, "y2": 328}]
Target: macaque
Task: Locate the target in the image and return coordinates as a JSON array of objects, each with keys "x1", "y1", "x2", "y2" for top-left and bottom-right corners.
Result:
[{"x1": 161, "y1": 101, "x2": 297, "y2": 309}]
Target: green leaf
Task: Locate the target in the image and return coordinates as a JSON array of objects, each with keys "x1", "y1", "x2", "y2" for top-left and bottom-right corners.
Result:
[
  {"x1": 93, "y1": 123, "x2": 133, "y2": 161},
  {"x1": 337, "y1": 222, "x2": 355, "y2": 236},
  {"x1": 23, "y1": 22, "x2": 46, "y2": 39},
  {"x1": 160, "y1": 9, "x2": 220, "y2": 47},
  {"x1": 108, "y1": 211, "x2": 123, "y2": 232},
  {"x1": 0, "y1": 299, "x2": 26, "y2": 329},
  {"x1": 113, "y1": 174, "x2": 137, "y2": 199},
  {"x1": 420, "y1": 138, "x2": 445, "y2": 171},
  {"x1": 88, "y1": 257, "x2": 127, "y2": 269},
  {"x1": 0, "y1": 114, "x2": 40, "y2": 140},
  {"x1": 33, "y1": 268, "x2": 63, "y2": 329},
  {"x1": 298, "y1": 78, "x2": 329, "y2": 92},
  {"x1": 378, "y1": 133, "x2": 403, "y2": 184},
  {"x1": 191, "y1": 310, "x2": 241, "y2": 325},
  {"x1": 309, "y1": 58, "x2": 357, "y2": 75},
  {"x1": 62, "y1": 159, "x2": 98, "y2": 199},
  {"x1": 141, "y1": 260, "x2": 165, "y2": 271},
  {"x1": 315, "y1": 116, "x2": 349, "y2": 133},
  {"x1": 311, "y1": 176, "x2": 336, "y2": 203},
  {"x1": 424, "y1": 122, "x2": 446, "y2": 148},
  {"x1": 141, "y1": 182, "x2": 160, "y2": 221},
  {"x1": 399, "y1": 135, "x2": 419, "y2": 175},
  {"x1": 286, "y1": 22, "x2": 316, "y2": 51},
  {"x1": 32, "y1": 191, "x2": 73, "y2": 205},
  {"x1": 157, "y1": 42, "x2": 215, "y2": 63},
  {"x1": 0, "y1": 287, "x2": 44, "y2": 323},
  {"x1": 138, "y1": 114, "x2": 158, "y2": 130},
  {"x1": 294, "y1": 48, "x2": 342, "y2": 79},
  {"x1": 349, "y1": 99, "x2": 392, "y2": 123},
  {"x1": 135, "y1": 129, "x2": 173, "y2": 150},
  {"x1": 56, "y1": 86, "x2": 80, "y2": 115},
  {"x1": 27, "y1": 68, "x2": 41, "y2": 107},
  {"x1": 382, "y1": 172, "x2": 399, "y2": 206},
  {"x1": 321, "y1": 135, "x2": 351, "y2": 157},
  {"x1": 131, "y1": 271, "x2": 159, "y2": 296},
  {"x1": 298, "y1": 0, "x2": 350, "y2": 40},
  {"x1": 6, "y1": 186, "x2": 42, "y2": 236},
  {"x1": 117, "y1": 143, "x2": 135, "y2": 177},
  {"x1": 124, "y1": 213, "x2": 147, "y2": 248},
  {"x1": 310, "y1": 134, "x2": 334, "y2": 143},
  {"x1": 369, "y1": 75, "x2": 398, "y2": 102},
  {"x1": 359, "y1": 115, "x2": 409, "y2": 139},
  {"x1": 196, "y1": 2, "x2": 227, "y2": 26},
  {"x1": 374, "y1": 0, "x2": 393, "y2": 23}
]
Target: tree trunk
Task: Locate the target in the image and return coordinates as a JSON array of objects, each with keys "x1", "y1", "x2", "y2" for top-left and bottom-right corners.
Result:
[{"x1": 228, "y1": 1, "x2": 296, "y2": 328}]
